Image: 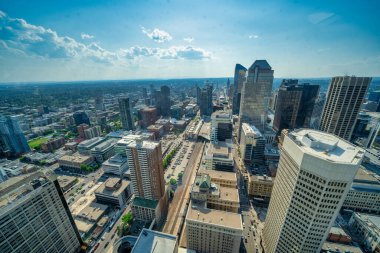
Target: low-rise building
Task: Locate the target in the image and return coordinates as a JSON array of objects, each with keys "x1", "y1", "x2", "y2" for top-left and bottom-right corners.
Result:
[
  {"x1": 58, "y1": 155, "x2": 94, "y2": 172},
  {"x1": 343, "y1": 167, "x2": 380, "y2": 214},
  {"x1": 84, "y1": 125, "x2": 102, "y2": 139},
  {"x1": 131, "y1": 197, "x2": 160, "y2": 223},
  {"x1": 198, "y1": 169, "x2": 237, "y2": 188},
  {"x1": 64, "y1": 141, "x2": 78, "y2": 151},
  {"x1": 147, "y1": 124, "x2": 164, "y2": 139},
  {"x1": 155, "y1": 118, "x2": 171, "y2": 132},
  {"x1": 57, "y1": 175, "x2": 78, "y2": 192},
  {"x1": 90, "y1": 138, "x2": 117, "y2": 163},
  {"x1": 248, "y1": 174, "x2": 274, "y2": 200},
  {"x1": 321, "y1": 242, "x2": 363, "y2": 253},
  {"x1": 185, "y1": 204, "x2": 243, "y2": 253},
  {"x1": 78, "y1": 137, "x2": 105, "y2": 155},
  {"x1": 204, "y1": 141, "x2": 234, "y2": 172},
  {"x1": 102, "y1": 154, "x2": 128, "y2": 176},
  {"x1": 95, "y1": 178, "x2": 131, "y2": 207},
  {"x1": 132, "y1": 228, "x2": 178, "y2": 253},
  {"x1": 0, "y1": 159, "x2": 37, "y2": 177},
  {"x1": 349, "y1": 212, "x2": 380, "y2": 253},
  {"x1": 327, "y1": 225, "x2": 352, "y2": 244},
  {"x1": 40, "y1": 137, "x2": 65, "y2": 152}
]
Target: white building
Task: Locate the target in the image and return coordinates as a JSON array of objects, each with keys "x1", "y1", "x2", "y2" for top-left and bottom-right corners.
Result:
[
  {"x1": 204, "y1": 141, "x2": 234, "y2": 172},
  {"x1": 78, "y1": 137, "x2": 105, "y2": 155},
  {"x1": 102, "y1": 154, "x2": 128, "y2": 176},
  {"x1": 90, "y1": 138, "x2": 117, "y2": 163},
  {"x1": 262, "y1": 129, "x2": 364, "y2": 253},
  {"x1": 94, "y1": 178, "x2": 131, "y2": 207},
  {"x1": 210, "y1": 111, "x2": 232, "y2": 143},
  {"x1": 240, "y1": 123, "x2": 265, "y2": 165}
]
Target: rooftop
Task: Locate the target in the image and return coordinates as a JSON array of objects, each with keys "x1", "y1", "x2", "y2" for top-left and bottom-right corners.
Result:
[
  {"x1": 242, "y1": 123, "x2": 263, "y2": 138},
  {"x1": 57, "y1": 175, "x2": 77, "y2": 188},
  {"x1": 199, "y1": 169, "x2": 237, "y2": 183},
  {"x1": 187, "y1": 203, "x2": 242, "y2": 230},
  {"x1": 91, "y1": 138, "x2": 117, "y2": 152},
  {"x1": 322, "y1": 242, "x2": 363, "y2": 253},
  {"x1": 76, "y1": 202, "x2": 108, "y2": 221},
  {"x1": 218, "y1": 186, "x2": 239, "y2": 202},
  {"x1": 289, "y1": 129, "x2": 364, "y2": 164},
  {"x1": 353, "y1": 167, "x2": 379, "y2": 184},
  {"x1": 132, "y1": 197, "x2": 158, "y2": 209},
  {"x1": 126, "y1": 138, "x2": 160, "y2": 150},
  {"x1": 354, "y1": 212, "x2": 380, "y2": 233},
  {"x1": 209, "y1": 142, "x2": 230, "y2": 157},
  {"x1": 249, "y1": 60, "x2": 272, "y2": 70},
  {"x1": 59, "y1": 155, "x2": 93, "y2": 163},
  {"x1": 132, "y1": 228, "x2": 177, "y2": 253},
  {"x1": 78, "y1": 137, "x2": 105, "y2": 148},
  {"x1": 95, "y1": 178, "x2": 129, "y2": 197}
]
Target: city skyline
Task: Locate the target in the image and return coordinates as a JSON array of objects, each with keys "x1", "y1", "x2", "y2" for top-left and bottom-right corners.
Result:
[{"x1": 1, "y1": 0, "x2": 380, "y2": 82}]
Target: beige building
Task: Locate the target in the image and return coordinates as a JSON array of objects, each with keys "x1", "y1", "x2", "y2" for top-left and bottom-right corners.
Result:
[
  {"x1": 191, "y1": 174, "x2": 239, "y2": 213},
  {"x1": 58, "y1": 155, "x2": 93, "y2": 171},
  {"x1": 199, "y1": 169, "x2": 237, "y2": 188},
  {"x1": 320, "y1": 76, "x2": 371, "y2": 140},
  {"x1": 204, "y1": 141, "x2": 234, "y2": 172},
  {"x1": 186, "y1": 204, "x2": 243, "y2": 253},
  {"x1": 94, "y1": 178, "x2": 131, "y2": 207},
  {"x1": 262, "y1": 129, "x2": 364, "y2": 253},
  {"x1": 240, "y1": 123, "x2": 265, "y2": 165},
  {"x1": 248, "y1": 174, "x2": 273, "y2": 200}
]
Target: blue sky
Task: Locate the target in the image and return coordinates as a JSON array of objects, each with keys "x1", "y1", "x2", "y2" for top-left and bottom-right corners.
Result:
[{"x1": 0, "y1": 0, "x2": 379, "y2": 82}]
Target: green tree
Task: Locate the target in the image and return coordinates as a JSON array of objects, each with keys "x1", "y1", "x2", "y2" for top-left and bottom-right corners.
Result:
[
  {"x1": 169, "y1": 178, "x2": 177, "y2": 185},
  {"x1": 122, "y1": 212, "x2": 133, "y2": 225}
]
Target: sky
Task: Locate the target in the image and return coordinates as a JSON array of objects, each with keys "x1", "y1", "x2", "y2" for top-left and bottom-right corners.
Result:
[{"x1": 0, "y1": 0, "x2": 379, "y2": 82}]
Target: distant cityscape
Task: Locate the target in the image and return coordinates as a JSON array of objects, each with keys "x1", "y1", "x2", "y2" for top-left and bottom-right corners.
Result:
[{"x1": 1, "y1": 60, "x2": 380, "y2": 253}]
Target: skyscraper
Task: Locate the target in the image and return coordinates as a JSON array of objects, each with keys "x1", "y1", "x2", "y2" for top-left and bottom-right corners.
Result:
[
  {"x1": 262, "y1": 129, "x2": 364, "y2": 253},
  {"x1": 72, "y1": 111, "x2": 90, "y2": 126},
  {"x1": 0, "y1": 171, "x2": 83, "y2": 253},
  {"x1": 310, "y1": 92, "x2": 326, "y2": 130},
  {"x1": 273, "y1": 79, "x2": 319, "y2": 134},
  {"x1": 126, "y1": 137, "x2": 165, "y2": 201},
  {"x1": 0, "y1": 115, "x2": 31, "y2": 156},
  {"x1": 320, "y1": 76, "x2": 371, "y2": 140},
  {"x1": 210, "y1": 111, "x2": 233, "y2": 143},
  {"x1": 239, "y1": 60, "x2": 273, "y2": 134},
  {"x1": 199, "y1": 83, "x2": 213, "y2": 116},
  {"x1": 159, "y1": 85, "x2": 171, "y2": 117},
  {"x1": 240, "y1": 123, "x2": 266, "y2": 166},
  {"x1": 232, "y1": 64, "x2": 247, "y2": 115},
  {"x1": 118, "y1": 97, "x2": 135, "y2": 131},
  {"x1": 95, "y1": 96, "x2": 105, "y2": 111}
]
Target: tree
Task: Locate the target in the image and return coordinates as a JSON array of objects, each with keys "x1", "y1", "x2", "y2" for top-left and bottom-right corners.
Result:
[
  {"x1": 122, "y1": 212, "x2": 133, "y2": 225},
  {"x1": 169, "y1": 178, "x2": 177, "y2": 185}
]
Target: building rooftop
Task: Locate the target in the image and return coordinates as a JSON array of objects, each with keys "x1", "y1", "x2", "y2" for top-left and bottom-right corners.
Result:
[
  {"x1": 132, "y1": 228, "x2": 177, "y2": 253},
  {"x1": 57, "y1": 175, "x2": 77, "y2": 189},
  {"x1": 354, "y1": 213, "x2": 380, "y2": 234},
  {"x1": 76, "y1": 202, "x2": 108, "y2": 222},
  {"x1": 91, "y1": 138, "x2": 117, "y2": 152},
  {"x1": 249, "y1": 60, "x2": 272, "y2": 70},
  {"x1": 208, "y1": 142, "x2": 232, "y2": 159},
  {"x1": 289, "y1": 129, "x2": 364, "y2": 164},
  {"x1": 132, "y1": 197, "x2": 158, "y2": 209},
  {"x1": 187, "y1": 204, "x2": 242, "y2": 230},
  {"x1": 147, "y1": 124, "x2": 164, "y2": 131},
  {"x1": 95, "y1": 178, "x2": 130, "y2": 197},
  {"x1": 126, "y1": 138, "x2": 160, "y2": 150},
  {"x1": 242, "y1": 123, "x2": 263, "y2": 138},
  {"x1": 219, "y1": 186, "x2": 239, "y2": 202},
  {"x1": 59, "y1": 155, "x2": 93, "y2": 163},
  {"x1": 199, "y1": 169, "x2": 237, "y2": 183},
  {"x1": 102, "y1": 154, "x2": 128, "y2": 166},
  {"x1": 353, "y1": 167, "x2": 380, "y2": 184},
  {"x1": 322, "y1": 242, "x2": 363, "y2": 253},
  {"x1": 211, "y1": 110, "x2": 231, "y2": 119},
  {"x1": 250, "y1": 175, "x2": 273, "y2": 183},
  {"x1": 78, "y1": 137, "x2": 105, "y2": 148}
]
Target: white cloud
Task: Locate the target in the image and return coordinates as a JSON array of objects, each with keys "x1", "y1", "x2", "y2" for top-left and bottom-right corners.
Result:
[
  {"x1": 183, "y1": 37, "x2": 194, "y2": 43},
  {"x1": 121, "y1": 45, "x2": 211, "y2": 60},
  {"x1": 248, "y1": 34, "x2": 259, "y2": 39},
  {"x1": 0, "y1": 12, "x2": 116, "y2": 63},
  {"x1": 308, "y1": 12, "x2": 334, "y2": 24},
  {"x1": 81, "y1": 33, "x2": 95, "y2": 39},
  {"x1": 141, "y1": 27, "x2": 172, "y2": 43}
]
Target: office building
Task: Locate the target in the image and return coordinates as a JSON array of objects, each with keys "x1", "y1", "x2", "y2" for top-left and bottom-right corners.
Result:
[
  {"x1": 94, "y1": 178, "x2": 131, "y2": 207},
  {"x1": 132, "y1": 228, "x2": 178, "y2": 253},
  {"x1": 58, "y1": 155, "x2": 94, "y2": 172},
  {"x1": 78, "y1": 137, "x2": 105, "y2": 156},
  {"x1": 204, "y1": 141, "x2": 234, "y2": 172},
  {"x1": 273, "y1": 79, "x2": 319, "y2": 133},
  {"x1": 186, "y1": 204, "x2": 243, "y2": 253},
  {"x1": 240, "y1": 123, "x2": 265, "y2": 165},
  {"x1": 102, "y1": 154, "x2": 129, "y2": 176},
  {"x1": 343, "y1": 167, "x2": 380, "y2": 214},
  {"x1": 0, "y1": 115, "x2": 31, "y2": 156},
  {"x1": 77, "y1": 123, "x2": 90, "y2": 139},
  {"x1": 210, "y1": 111, "x2": 233, "y2": 143},
  {"x1": 349, "y1": 212, "x2": 380, "y2": 253},
  {"x1": 232, "y1": 64, "x2": 247, "y2": 115},
  {"x1": 239, "y1": 60, "x2": 274, "y2": 134},
  {"x1": 351, "y1": 112, "x2": 380, "y2": 148},
  {"x1": 199, "y1": 84, "x2": 213, "y2": 117},
  {"x1": 73, "y1": 111, "x2": 90, "y2": 126},
  {"x1": 248, "y1": 174, "x2": 274, "y2": 200},
  {"x1": 310, "y1": 93, "x2": 326, "y2": 130},
  {"x1": 84, "y1": 125, "x2": 102, "y2": 139},
  {"x1": 90, "y1": 138, "x2": 117, "y2": 163},
  {"x1": 40, "y1": 137, "x2": 65, "y2": 153},
  {"x1": 320, "y1": 76, "x2": 371, "y2": 140},
  {"x1": 0, "y1": 171, "x2": 82, "y2": 253},
  {"x1": 199, "y1": 169, "x2": 237, "y2": 188},
  {"x1": 118, "y1": 97, "x2": 135, "y2": 131},
  {"x1": 95, "y1": 96, "x2": 105, "y2": 111},
  {"x1": 139, "y1": 107, "x2": 158, "y2": 128},
  {"x1": 0, "y1": 159, "x2": 36, "y2": 177},
  {"x1": 159, "y1": 85, "x2": 171, "y2": 117},
  {"x1": 262, "y1": 129, "x2": 364, "y2": 253}
]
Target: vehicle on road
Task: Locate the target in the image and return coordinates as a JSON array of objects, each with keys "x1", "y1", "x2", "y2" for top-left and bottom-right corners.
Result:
[
  {"x1": 101, "y1": 235, "x2": 105, "y2": 241},
  {"x1": 104, "y1": 242, "x2": 109, "y2": 248}
]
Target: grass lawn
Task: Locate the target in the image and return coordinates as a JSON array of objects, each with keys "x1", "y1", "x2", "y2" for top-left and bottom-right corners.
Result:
[{"x1": 28, "y1": 137, "x2": 48, "y2": 149}]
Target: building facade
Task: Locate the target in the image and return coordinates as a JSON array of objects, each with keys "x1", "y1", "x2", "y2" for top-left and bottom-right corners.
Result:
[
  {"x1": 199, "y1": 84, "x2": 213, "y2": 117},
  {"x1": 118, "y1": 97, "x2": 135, "y2": 131},
  {"x1": 232, "y1": 64, "x2": 247, "y2": 115},
  {"x1": 262, "y1": 129, "x2": 364, "y2": 253},
  {"x1": 0, "y1": 115, "x2": 31, "y2": 157},
  {"x1": 210, "y1": 111, "x2": 233, "y2": 143},
  {"x1": 320, "y1": 76, "x2": 371, "y2": 140},
  {"x1": 240, "y1": 123, "x2": 265, "y2": 166}
]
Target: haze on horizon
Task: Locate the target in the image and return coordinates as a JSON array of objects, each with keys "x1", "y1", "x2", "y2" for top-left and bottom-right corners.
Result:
[{"x1": 0, "y1": 0, "x2": 379, "y2": 83}]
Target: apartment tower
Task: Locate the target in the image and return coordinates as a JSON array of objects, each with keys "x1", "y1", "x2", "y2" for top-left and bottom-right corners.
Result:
[
  {"x1": 320, "y1": 76, "x2": 371, "y2": 140},
  {"x1": 262, "y1": 129, "x2": 364, "y2": 253}
]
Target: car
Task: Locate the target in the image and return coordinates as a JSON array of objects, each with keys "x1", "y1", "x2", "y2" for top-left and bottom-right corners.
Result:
[
  {"x1": 104, "y1": 242, "x2": 109, "y2": 248},
  {"x1": 101, "y1": 235, "x2": 106, "y2": 241}
]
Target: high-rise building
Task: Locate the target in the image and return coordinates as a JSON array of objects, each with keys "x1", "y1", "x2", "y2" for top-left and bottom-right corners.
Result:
[
  {"x1": 0, "y1": 115, "x2": 31, "y2": 157},
  {"x1": 159, "y1": 85, "x2": 171, "y2": 117},
  {"x1": 77, "y1": 123, "x2": 90, "y2": 139},
  {"x1": 210, "y1": 111, "x2": 233, "y2": 143},
  {"x1": 142, "y1": 87, "x2": 148, "y2": 99},
  {"x1": 199, "y1": 84, "x2": 213, "y2": 117},
  {"x1": 310, "y1": 93, "x2": 326, "y2": 130},
  {"x1": 0, "y1": 171, "x2": 83, "y2": 253},
  {"x1": 273, "y1": 79, "x2": 319, "y2": 134},
  {"x1": 232, "y1": 64, "x2": 247, "y2": 115},
  {"x1": 126, "y1": 137, "x2": 165, "y2": 200},
  {"x1": 95, "y1": 96, "x2": 105, "y2": 111},
  {"x1": 320, "y1": 76, "x2": 371, "y2": 140},
  {"x1": 84, "y1": 125, "x2": 102, "y2": 139},
  {"x1": 73, "y1": 111, "x2": 90, "y2": 126},
  {"x1": 262, "y1": 129, "x2": 364, "y2": 253},
  {"x1": 118, "y1": 97, "x2": 135, "y2": 131},
  {"x1": 240, "y1": 123, "x2": 265, "y2": 166},
  {"x1": 139, "y1": 107, "x2": 158, "y2": 128},
  {"x1": 239, "y1": 60, "x2": 273, "y2": 135}
]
